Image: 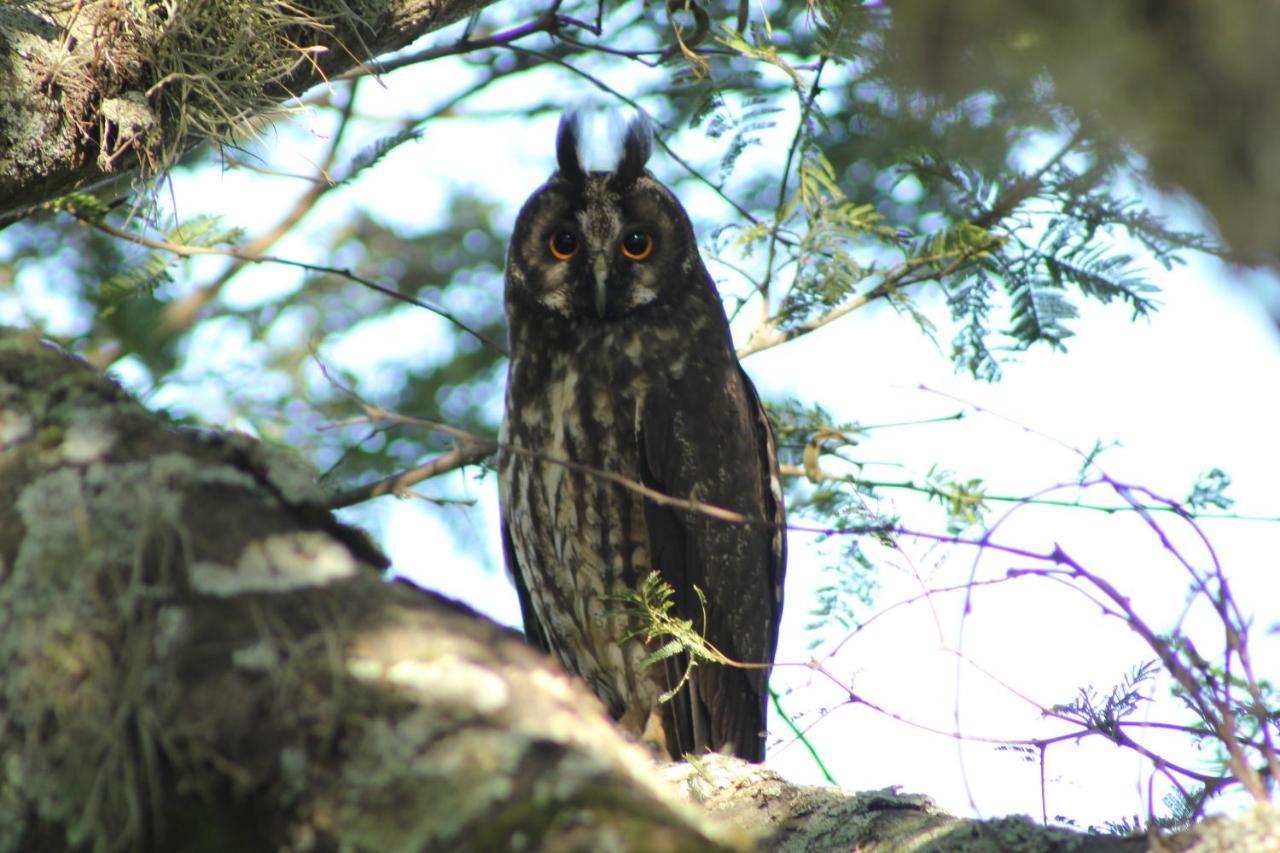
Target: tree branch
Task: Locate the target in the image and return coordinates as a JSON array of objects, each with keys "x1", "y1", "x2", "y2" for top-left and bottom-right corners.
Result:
[
  {"x1": 0, "y1": 0, "x2": 500, "y2": 221},
  {"x1": 326, "y1": 439, "x2": 496, "y2": 509}
]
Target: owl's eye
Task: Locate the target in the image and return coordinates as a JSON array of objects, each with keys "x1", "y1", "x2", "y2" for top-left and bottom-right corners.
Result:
[
  {"x1": 549, "y1": 231, "x2": 578, "y2": 261},
  {"x1": 620, "y1": 230, "x2": 654, "y2": 261}
]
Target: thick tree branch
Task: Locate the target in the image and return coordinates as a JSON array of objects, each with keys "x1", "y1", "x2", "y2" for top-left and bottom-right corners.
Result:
[
  {"x1": 0, "y1": 326, "x2": 731, "y2": 850},
  {"x1": 0, "y1": 0, "x2": 499, "y2": 222}
]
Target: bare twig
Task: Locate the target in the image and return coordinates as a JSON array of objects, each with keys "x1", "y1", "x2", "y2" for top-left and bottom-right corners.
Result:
[
  {"x1": 792, "y1": 386, "x2": 1278, "y2": 814},
  {"x1": 338, "y1": 3, "x2": 575, "y2": 80},
  {"x1": 781, "y1": 464, "x2": 1280, "y2": 522},
  {"x1": 736, "y1": 237, "x2": 998, "y2": 359},
  {"x1": 326, "y1": 440, "x2": 496, "y2": 509}
]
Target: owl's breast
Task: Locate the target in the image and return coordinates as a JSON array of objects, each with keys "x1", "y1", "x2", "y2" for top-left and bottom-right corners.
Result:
[{"x1": 500, "y1": 325, "x2": 677, "y2": 716}]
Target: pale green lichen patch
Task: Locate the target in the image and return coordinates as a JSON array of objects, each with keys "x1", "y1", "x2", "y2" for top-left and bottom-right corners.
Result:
[
  {"x1": 59, "y1": 417, "x2": 117, "y2": 462},
  {"x1": 278, "y1": 745, "x2": 310, "y2": 801},
  {"x1": 97, "y1": 91, "x2": 157, "y2": 171},
  {"x1": 0, "y1": 408, "x2": 31, "y2": 448},
  {"x1": 3, "y1": 464, "x2": 184, "y2": 851},
  {"x1": 346, "y1": 656, "x2": 385, "y2": 683},
  {"x1": 0, "y1": 9, "x2": 75, "y2": 181},
  {"x1": 333, "y1": 709, "x2": 522, "y2": 848},
  {"x1": 231, "y1": 640, "x2": 282, "y2": 671},
  {"x1": 13, "y1": 467, "x2": 95, "y2": 585},
  {"x1": 189, "y1": 531, "x2": 358, "y2": 595},
  {"x1": 245, "y1": 438, "x2": 328, "y2": 506},
  {"x1": 150, "y1": 449, "x2": 257, "y2": 492},
  {"x1": 1188, "y1": 803, "x2": 1280, "y2": 851},
  {"x1": 930, "y1": 813, "x2": 1085, "y2": 852},
  {"x1": 152, "y1": 605, "x2": 190, "y2": 656},
  {"x1": 386, "y1": 656, "x2": 511, "y2": 714}
]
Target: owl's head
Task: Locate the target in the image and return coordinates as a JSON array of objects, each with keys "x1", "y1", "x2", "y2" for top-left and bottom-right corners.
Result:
[{"x1": 505, "y1": 113, "x2": 705, "y2": 323}]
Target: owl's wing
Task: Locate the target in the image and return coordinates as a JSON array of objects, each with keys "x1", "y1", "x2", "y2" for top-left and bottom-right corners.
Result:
[
  {"x1": 501, "y1": 517, "x2": 551, "y2": 653},
  {"x1": 639, "y1": 360, "x2": 786, "y2": 761}
]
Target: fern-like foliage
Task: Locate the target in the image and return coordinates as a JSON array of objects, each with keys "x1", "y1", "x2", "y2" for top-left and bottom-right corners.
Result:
[
  {"x1": 805, "y1": 537, "x2": 878, "y2": 649},
  {"x1": 341, "y1": 127, "x2": 424, "y2": 185},
  {"x1": 1187, "y1": 468, "x2": 1234, "y2": 511},
  {"x1": 96, "y1": 215, "x2": 240, "y2": 308},
  {"x1": 674, "y1": 67, "x2": 778, "y2": 179},
  {"x1": 706, "y1": 18, "x2": 1208, "y2": 380},
  {"x1": 613, "y1": 572, "x2": 743, "y2": 702},
  {"x1": 947, "y1": 275, "x2": 1002, "y2": 381},
  {"x1": 811, "y1": 0, "x2": 865, "y2": 61},
  {"x1": 774, "y1": 147, "x2": 886, "y2": 326},
  {"x1": 1051, "y1": 659, "x2": 1160, "y2": 738},
  {"x1": 904, "y1": 151, "x2": 1208, "y2": 375}
]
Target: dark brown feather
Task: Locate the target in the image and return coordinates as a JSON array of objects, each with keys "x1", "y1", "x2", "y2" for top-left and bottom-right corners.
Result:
[
  {"x1": 503, "y1": 524, "x2": 550, "y2": 654},
  {"x1": 638, "y1": 301, "x2": 785, "y2": 761}
]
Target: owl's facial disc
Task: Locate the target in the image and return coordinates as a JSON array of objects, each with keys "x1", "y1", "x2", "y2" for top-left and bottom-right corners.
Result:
[
  {"x1": 513, "y1": 173, "x2": 675, "y2": 321},
  {"x1": 508, "y1": 115, "x2": 687, "y2": 324}
]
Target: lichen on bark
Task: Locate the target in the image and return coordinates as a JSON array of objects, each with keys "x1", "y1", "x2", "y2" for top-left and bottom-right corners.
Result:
[
  {"x1": 0, "y1": 0, "x2": 497, "y2": 221},
  {"x1": 0, "y1": 329, "x2": 730, "y2": 851}
]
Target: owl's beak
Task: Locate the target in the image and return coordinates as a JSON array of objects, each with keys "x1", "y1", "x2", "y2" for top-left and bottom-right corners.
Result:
[{"x1": 592, "y1": 254, "x2": 609, "y2": 317}]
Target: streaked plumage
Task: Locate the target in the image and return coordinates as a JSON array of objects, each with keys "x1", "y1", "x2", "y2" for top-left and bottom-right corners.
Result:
[{"x1": 498, "y1": 113, "x2": 786, "y2": 761}]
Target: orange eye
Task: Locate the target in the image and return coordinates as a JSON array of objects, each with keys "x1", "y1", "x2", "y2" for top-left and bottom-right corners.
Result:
[
  {"x1": 549, "y1": 231, "x2": 578, "y2": 260},
  {"x1": 620, "y1": 230, "x2": 653, "y2": 261}
]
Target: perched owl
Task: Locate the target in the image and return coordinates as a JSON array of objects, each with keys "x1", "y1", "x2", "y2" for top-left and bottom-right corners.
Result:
[{"x1": 498, "y1": 113, "x2": 786, "y2": 762}]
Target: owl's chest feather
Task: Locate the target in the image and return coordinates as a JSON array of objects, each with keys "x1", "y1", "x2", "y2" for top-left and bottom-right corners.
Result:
[
  {"x1": 513, "y1": 321, "x2": 688, "y2": 466},
  {"x1": 502, "y1": 325, "x2": 688, "y2": 712},
  {"x1": 520, "y1": 326, "x2": 664, "y2": 533}
]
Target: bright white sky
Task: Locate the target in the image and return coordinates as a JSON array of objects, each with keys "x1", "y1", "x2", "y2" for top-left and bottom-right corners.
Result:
[{"x1": 7, "y1": 14, "x2": 1279, "y2": 830}]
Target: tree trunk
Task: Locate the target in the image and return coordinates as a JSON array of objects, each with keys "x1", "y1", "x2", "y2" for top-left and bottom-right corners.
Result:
[{"x1": 0, "y1": 326, "x2": 727, "y2": 850}]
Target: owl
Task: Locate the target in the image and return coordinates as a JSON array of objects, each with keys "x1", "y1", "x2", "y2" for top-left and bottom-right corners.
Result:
[{"x1": 498, "y1": 113, "x2": 786, "y2": 762}]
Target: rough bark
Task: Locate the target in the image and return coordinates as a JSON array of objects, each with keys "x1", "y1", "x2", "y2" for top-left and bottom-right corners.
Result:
[
  {"x1": 0, "y1": 0, "x2": 494, "y2": 223},
  {"x1": 0, "y1": 326, "x2": 732, "y2": 851},
  {"x1": 3, "y1": 330, "x2": 1277, "y2": 851}
]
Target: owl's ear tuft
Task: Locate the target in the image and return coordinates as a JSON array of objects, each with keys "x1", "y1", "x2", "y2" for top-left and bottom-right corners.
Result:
[
  {"x1": 556, "y1": 112, "x2": 586, "y2": 183},
  {"x1": 612, "y1": 114, "x2": 653, "y2": 188}
]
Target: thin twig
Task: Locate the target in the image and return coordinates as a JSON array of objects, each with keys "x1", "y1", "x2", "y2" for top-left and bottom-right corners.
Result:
[
  {"x1": 338, "y1": 5, "x2": 572, "y2": 80},
  {"x1": 758, "y1": 55, "x2": 828, "y2": 324},
  {"x1": 327, "y1": 440, "x2": 496, "y2": 509},
  {"x1": 780, "y1": 464, "x2": 1280, "y2": 522}
]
